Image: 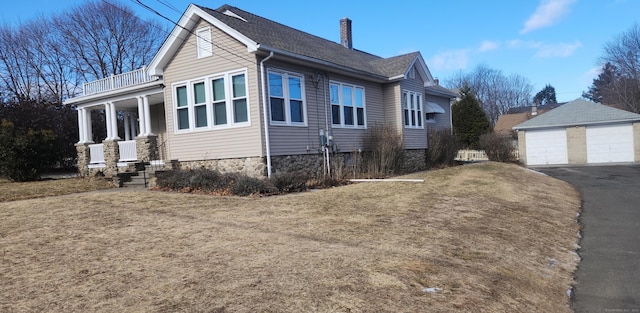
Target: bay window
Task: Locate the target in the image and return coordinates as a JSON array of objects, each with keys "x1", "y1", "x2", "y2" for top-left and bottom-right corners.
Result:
[
  {"x1": 403, "y1": 90, "x2": 423, "y2": 128},
  {"x1": 330, "y1": 82, "x2": 365, "y2": 128}
]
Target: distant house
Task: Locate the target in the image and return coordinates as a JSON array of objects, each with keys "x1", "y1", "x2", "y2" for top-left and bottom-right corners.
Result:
[
  {"x1": 65, "y1": 4, "x2": 457, "y2": 178},
  {"x1": 513, "y1": 99, "x2": 640, "y2": 166},
  {"x1": 494, "y1": 103, "x2": 563, "y2": 137}
]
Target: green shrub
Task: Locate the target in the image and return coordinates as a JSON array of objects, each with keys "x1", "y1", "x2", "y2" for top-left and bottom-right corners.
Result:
[{"x1": 0, "y1": 120, "x2": 58, "y2": 181}]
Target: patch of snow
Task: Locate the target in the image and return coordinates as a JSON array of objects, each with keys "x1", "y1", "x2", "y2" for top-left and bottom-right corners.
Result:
[
  {"x1": 422, "y1": 287, "x2": 442, "y2": 293},
  {"x1": 566, "y1": 288, "x2": 572, "y2": 298},
  {"x1": 522, "y1": 167, "x2": 547, "y2": 176}
]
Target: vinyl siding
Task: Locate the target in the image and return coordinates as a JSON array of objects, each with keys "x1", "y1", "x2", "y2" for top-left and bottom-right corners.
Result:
[
  {"x1": 383, "y1": 82, "x2": 402, "y2": 133},
  {"x1": 162, "y1": 19, "x2": 263, "y2": 161},
  {"x1": 264, "y1": 61, "x2": 386, "y2": 155},
  {"x1": 149, "y1": 103, "x2": 168, "y2": 159},
  {"x1": 400, "y1": 69, "x2": 428, "y2": 149},
  {"x1": 425, "y1": 94, "x2": 452, "y2": 130}
]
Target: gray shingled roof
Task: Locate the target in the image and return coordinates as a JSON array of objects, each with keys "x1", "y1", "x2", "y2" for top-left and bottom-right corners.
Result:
[
  {"x1": 425, "y1": 84, "x2": 458, "y2": 98},
  {"x1": 198, "y1": 4, "x2": 418, "y2": 79},
  {"x1": 513, "y1": 99, "x2": 640, "y2": 130}
]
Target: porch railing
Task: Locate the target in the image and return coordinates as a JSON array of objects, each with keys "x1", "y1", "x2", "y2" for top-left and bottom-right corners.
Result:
[
  {"x1": 89, "y1": 143, "x2": 105, "y2": 164},
  {"x1": 118, "y1": 140, "x2": 137, "y2": 162},
  {"x1": 82, "y1": 67, "x2": 158, "y2": 96}
]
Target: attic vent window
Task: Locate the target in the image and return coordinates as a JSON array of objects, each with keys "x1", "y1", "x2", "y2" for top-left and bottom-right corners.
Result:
[
  {"x1": 196, "y1": 27, "x2": 213, "y2": 58},
  {"x1": 223, "y1": 10, "x2": 248, "y2": 22}
]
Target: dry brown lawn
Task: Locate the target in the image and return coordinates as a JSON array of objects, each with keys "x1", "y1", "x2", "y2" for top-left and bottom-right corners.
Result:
[
  {"x1": 0, "y1": 177, "x2": 113, "y2": 202},
  {"x1": 0, "y1": 162, "x2": 581, "y2": 312}
]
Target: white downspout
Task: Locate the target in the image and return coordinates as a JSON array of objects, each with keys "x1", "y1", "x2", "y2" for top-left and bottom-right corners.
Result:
[{"x1": 260, "y1": 51, "x2": 275, "y2": 177}]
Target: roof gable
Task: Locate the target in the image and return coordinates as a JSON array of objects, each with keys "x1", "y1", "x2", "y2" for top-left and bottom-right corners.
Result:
[
  {"x1": 513, "y1": 99, "x2": 640, "y2": 130},
  {"x1": 147, "y1": 4, "x2": 258, "y2": 76},
  {"x1": 149, "y1": 4, "x2": 433, "y2": 81}
]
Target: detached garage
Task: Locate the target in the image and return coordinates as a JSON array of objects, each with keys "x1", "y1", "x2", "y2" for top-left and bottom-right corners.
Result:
[{"x1": 513, "y1": 99, "x2": 640, "y2": 166}]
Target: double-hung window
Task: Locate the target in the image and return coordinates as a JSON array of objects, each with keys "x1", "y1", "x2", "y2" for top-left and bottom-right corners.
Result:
[
  {"x1": 173, "y1": 70, "x2": 249, "y2": 132},
  {"x1": 268, "y1": 70, "x2": 306, "y2": 125},
  {"x1": 330, "y1": 82, "x2": 365, "y2": 128},
  {"x1": 403, "y1": 90, "x2": 423, "y2": 128}
]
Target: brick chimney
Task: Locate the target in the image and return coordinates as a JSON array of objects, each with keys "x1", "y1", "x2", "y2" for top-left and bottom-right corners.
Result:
[{"x1": 340, "y1": 17, "x2": 352, "y2": 49}]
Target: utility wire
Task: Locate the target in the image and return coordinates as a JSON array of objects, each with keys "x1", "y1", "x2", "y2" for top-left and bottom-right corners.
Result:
[
  {"x1": 155, "y1": 0, "x2": 181, "y2": 13},
  {"x1": 127, "y1": 0, "x2": 258, "y2": 67}
]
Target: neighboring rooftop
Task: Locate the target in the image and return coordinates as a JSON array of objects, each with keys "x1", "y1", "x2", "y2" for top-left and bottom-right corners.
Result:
[
  {"x1": 513, "y1": 99, "x2": 640, "y2": 130},
  {"x1": 506, "y1": 102, "x2": 564, "y2": 114},
  {"x1": 495, "y1": 104, "x2": 560, "y2": 134}
]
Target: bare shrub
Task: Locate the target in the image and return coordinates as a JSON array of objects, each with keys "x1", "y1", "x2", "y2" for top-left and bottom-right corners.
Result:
[
  {"x1": 231, "y1": 176, "x2": 277, "y2": 196},
  {"x1": 270, "y1": 172, "x2": 308, "y2": 193},
  {"x1": 427, "y1": 128, "x2": 459, "y2": 168},
  {"x1": 361, "y1": 125, "x2": 405, "y2": 178},
  {"x1": 479, "y1": 133, "x2": 517, "y2": 162}
]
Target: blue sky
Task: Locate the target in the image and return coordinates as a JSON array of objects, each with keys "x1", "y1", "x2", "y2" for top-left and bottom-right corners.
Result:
[{"x1": 1, "y1": 0, "x2": 639, "y2": 102}]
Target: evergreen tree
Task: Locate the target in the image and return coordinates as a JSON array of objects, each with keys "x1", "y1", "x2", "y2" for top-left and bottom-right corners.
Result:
[
  {"x1": 452, "y1": 86, "x2": 491, "y2": 149},
  {"x1": 533, "y1": 84, "x2": 557, "y2": 105}
]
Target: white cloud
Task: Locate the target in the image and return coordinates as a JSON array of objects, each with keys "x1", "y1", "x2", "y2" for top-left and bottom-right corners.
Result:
[
  {"x1": 508, "y1": 39, "x2": 582, "y2": 58},
  {"x1": 534, "y1": 41, "x2": 582, "y2": 57},
  {"x1": 427, "y1": 49, "x2": 470, "y2": 71},
  {"x1": 582, "y1": 66, "x2": 601, "y2": 84},
  {"x1": 520, "y1": 0, "x2": 576, "y2": 34},
  {"x1": 478, "y1": 41, "x2": 499, "y2": 52}
]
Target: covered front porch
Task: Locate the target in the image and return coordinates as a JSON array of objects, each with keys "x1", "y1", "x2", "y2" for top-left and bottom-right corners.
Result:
[{"x1": 66, "y1": 68, "x2": 167, "y2": 177}]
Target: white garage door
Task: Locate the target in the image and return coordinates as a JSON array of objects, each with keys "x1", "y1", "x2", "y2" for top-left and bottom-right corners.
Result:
[
  {"x1": 586, "y1": 124, "x2": 634, "y2": 163},
  {"x1": 525, "y1": 129, "x2": 568, "y2": 165}
]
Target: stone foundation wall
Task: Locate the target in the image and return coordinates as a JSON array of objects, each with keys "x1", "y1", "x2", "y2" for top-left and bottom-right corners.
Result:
[
  {"x1": 76, "y1": 143, "x2": 91, "y2": 177},
  {"x1": 403, "y1": 149, "x2": 427, "y2": 173},
  {"x1": 136, "y1": 135, "x2": 158, "y2": 162},
  {"x1": 103, "y1": 140, "x2": 120, "y2": 177},
  {"x1": 178, "y1": 157, "x2": 266, "y2": 177}
]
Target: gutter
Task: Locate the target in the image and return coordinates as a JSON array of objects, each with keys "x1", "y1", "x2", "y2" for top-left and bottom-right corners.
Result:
[
  {"x1": 260, "y1": 51, "x2": 275, "y2": 177},
  {"x1": 513, "y1": 118, "x2": 640, "y2": 131}
]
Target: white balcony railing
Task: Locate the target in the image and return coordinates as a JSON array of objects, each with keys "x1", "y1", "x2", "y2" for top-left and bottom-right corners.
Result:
[
  {"x1": 118, "y1": 140, "x2": 137, "y2": 162},
  {"x1": 89, "y1": 143, "x2": 105, "y2": 164},
  {"x1": 82, "y1": 67, "x2": 158, "y2": 96}
]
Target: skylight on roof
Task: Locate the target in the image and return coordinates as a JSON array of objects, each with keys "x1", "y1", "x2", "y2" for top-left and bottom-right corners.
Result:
[{"x1": 223, "y1": 10, "x2": 247, "y2": 22}]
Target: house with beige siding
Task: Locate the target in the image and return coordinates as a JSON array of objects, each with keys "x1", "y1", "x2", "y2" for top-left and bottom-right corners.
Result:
[{"x1": 65, "y1": 4, "x2": 456, "y2": 178}]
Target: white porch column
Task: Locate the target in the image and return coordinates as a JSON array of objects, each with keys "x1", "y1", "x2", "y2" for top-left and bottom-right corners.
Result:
[
  {"x1": 86, "y1": 109, "x2": 93, "y2": 143},
  {"x1": 77, "y1": 108, "x2": 86, "y2": 143},
  {"x1": 124, "y1": 112, "x2": 131, "y2": 141},
  {"x1": 143, "y1": 95, "x2": 153, "y2": 135},
  {"x1": 129, "y1": 113, "x2": 137, "y2": 139},
  {"x1": 105, "y1": 103, "x2": 113, "y2": 140},
  {"x1": 109, "y1": 101, "x2": 120, "y2": 140},
  {"x1": 137, "y1": 96, "x2": 147, "y2": 136}
]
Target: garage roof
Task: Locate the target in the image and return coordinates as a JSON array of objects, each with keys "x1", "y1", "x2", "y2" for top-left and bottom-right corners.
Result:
[{"x1": 513, "y1": 99, "x2": 640, "y2": 130}]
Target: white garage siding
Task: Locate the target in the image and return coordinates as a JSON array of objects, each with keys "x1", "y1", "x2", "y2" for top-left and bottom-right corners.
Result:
[
  {"x1": 525, "y1": 129, "x2": 568, "y2": 165},
  {"x1": 586, "y1": 124, "x2": 634, "y2": 163}
]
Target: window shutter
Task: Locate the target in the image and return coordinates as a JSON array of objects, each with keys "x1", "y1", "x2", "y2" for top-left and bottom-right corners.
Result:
[{"x1": 196, "y1": 27, "x2": 213, "y2": 58}]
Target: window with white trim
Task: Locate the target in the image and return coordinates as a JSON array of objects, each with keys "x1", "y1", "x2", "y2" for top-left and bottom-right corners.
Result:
[
  {"x1": 403, "y1": 90, "x2": 423, "y2": 128},
  {"x1": 196, "y1": 27, "x2": 213, "y2": 58},
  {"x1": 268, "y1": 70, "x2": 306, "y2": 125},
  {"x1": 173, "y1": 70, "x2": 249, "y2": 132},
  {"x1": 330, "y1": 82, "x2": 365, "y2": 128}
]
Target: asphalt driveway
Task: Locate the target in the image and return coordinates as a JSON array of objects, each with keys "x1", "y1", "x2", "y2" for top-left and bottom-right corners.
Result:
[{"x1": 539, "y1": 165, "x2": 640, "y2": 313}]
